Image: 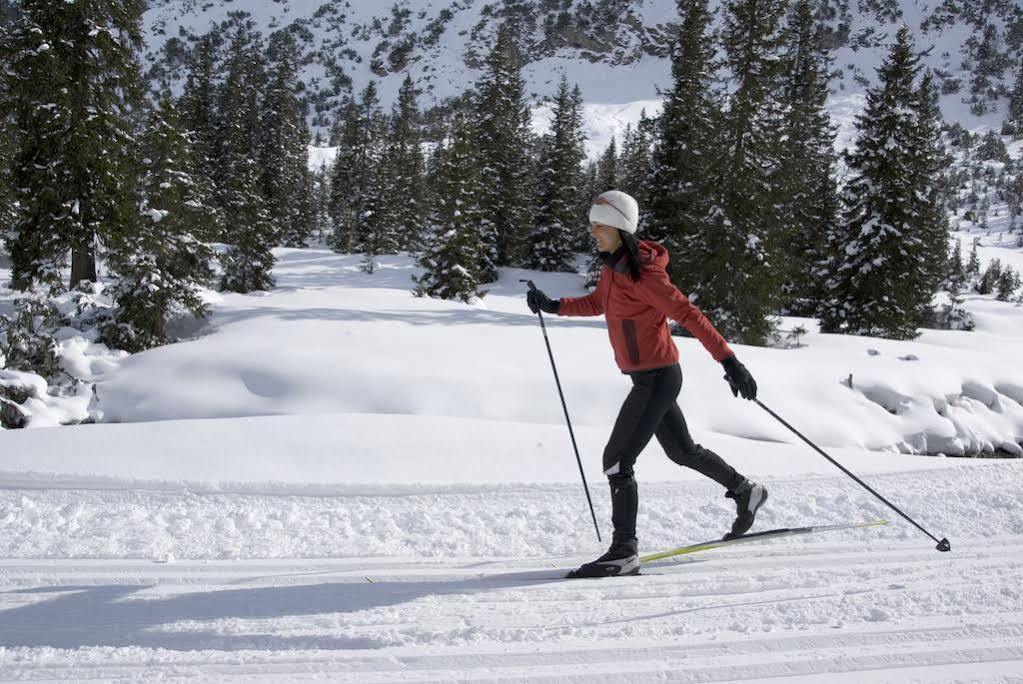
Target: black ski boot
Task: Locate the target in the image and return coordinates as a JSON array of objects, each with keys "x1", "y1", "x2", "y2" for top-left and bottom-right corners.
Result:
[
  {"x1": 724, "y1": 479, "x2": 768, "y2": 540},
  {"x1": 566, "y1": 536, "x2": 639, "y2": 578},
  {"x1": 567, "y1": 475, "x2": 640, "y2": 578}
]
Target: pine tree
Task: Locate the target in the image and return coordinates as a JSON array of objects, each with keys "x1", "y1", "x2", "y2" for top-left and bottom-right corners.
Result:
[
  {"x1": 645, "y1": 0, "x2": 722, "y2": 288},
  {"x1": 363, "y1": 74, "x2": 426, "y2": 268},
  {"x1": 1009, "y1": 58, "x2": 1023, "y2": 135},
  {"x1": 101, "y1": 96, "x2": 215, "y2": 352},
  {"x1": 217, "y1": 27, "x2": 275, "y2": 293},
  {"x1": 413, "y1": 114, "x2": 485, "y2": 303},
  {"x1": 474, "y1": 25, "x2": 536, "y2": 278},
  {"x1": 616, "y1": 114, "x2": 654, "y2": 207},
  {"x1": 819, "y1": 27, "x2": 947, "y2": 339},
  {"x1": 596, "y1": 136, "x2": 618, "y2": 192},
  {"x1": 328, "y1": 83, "x2": 385, "y2": 256},
  {"x1": 327, "y1": 100, "x2": 361, "y2": 252},
  {"x1": 178, "y1": 33, "x2": 220, "y2": 217},
  {"x1": 910, "y1": 71, "x2": 952, "y2": 303},
  {"x1": 966, "y1": 238, "x2": 981, "y2": 281},
  {"x1": 2, "y1": 0, "x2": 145, "y2": 292},
  {"x1": 260, "y1": 34, "x2": 312, "y2": 248},
  {"x1": 778, "y1": 0, "x2": 839, "y2": 316},
  {"x1": 528, "y1": 77, "x2": 586, "y2": 272},
  {"x1": 700, "y1": 0, "x2": 790, "y2": 344}
]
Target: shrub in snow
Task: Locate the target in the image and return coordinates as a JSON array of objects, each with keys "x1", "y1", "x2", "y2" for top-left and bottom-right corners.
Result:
[
  {"x1": 976, "y1": 130, "x2": 1010, "y2": 163},
  {"x1": 0, "y1": 294, "x2": 62, "y2": 378},
  {"x1": 995, "y1": 266, "x2": 1021, "y2": 301},
  {"x1": 976, "y1": 258, "x2": 1003, "y2": 294}
]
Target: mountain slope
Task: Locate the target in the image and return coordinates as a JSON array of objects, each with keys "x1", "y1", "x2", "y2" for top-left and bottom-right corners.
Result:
[{"x1": 140, "y1": 0, "x2": 1023, "y2": 133}]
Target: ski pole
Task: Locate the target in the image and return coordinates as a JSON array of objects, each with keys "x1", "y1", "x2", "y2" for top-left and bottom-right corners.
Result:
[
  {"x1": 520, "y1": 279, "x2": 601, "y2": 543},
  {"x1": 754, "y1": 399, "x2": 950, "y2": 552}
]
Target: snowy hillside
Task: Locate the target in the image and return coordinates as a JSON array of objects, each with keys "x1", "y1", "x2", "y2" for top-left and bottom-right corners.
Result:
[{"x1": 140, "y1": 0, "x2": 1023, "y2": 144}]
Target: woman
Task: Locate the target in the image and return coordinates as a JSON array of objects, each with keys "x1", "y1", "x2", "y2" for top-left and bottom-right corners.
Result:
[{"x1": 527, "y1": 190, "x2": 766, "y2": 578}]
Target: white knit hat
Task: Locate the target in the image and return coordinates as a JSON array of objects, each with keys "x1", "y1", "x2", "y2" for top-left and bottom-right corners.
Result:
[{"x1": 588, "y1": 190, "x2": 639, "y2": 235}]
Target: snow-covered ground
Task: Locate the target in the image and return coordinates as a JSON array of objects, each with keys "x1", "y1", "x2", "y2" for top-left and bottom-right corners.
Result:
[{"x1": 2, "y1": 243, "x2": 1022, "y2": 679}]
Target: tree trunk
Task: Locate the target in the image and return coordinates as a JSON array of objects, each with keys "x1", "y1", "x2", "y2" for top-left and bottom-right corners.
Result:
[{"x1": 70, "y1": 244, "x2": 96, "y2": 288}]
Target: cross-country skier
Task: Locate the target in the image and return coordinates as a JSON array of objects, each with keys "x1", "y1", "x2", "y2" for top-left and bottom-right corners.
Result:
[{"x1": 526, "y1": 190, "x2": 767, "y2": 578}]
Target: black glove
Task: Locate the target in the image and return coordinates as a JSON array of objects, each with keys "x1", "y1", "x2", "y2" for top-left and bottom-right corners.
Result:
[
  {"x1": 722, "y1": 355, "x2": 757, "y2": 401},
  {"x1": 526, "y1": 288, "x2": 560, "y2": 314}
]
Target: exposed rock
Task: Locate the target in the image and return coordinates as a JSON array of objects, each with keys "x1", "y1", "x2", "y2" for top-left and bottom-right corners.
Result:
[
  {"x1": 0, "y1": 382, "x2": 35, "y2": 405},
  {"x1": 0, "y1": 398, "x2": 28, "y2": 429}
]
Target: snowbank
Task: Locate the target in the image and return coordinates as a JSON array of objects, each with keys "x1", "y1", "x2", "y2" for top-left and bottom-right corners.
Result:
[{"x1": 75, "y1": 249, "x2": 1022, "y2": 462}]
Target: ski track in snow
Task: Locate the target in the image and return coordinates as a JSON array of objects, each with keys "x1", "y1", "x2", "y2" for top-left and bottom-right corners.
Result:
[{"x1": 0, "y1": 463, "x2": 1021, "y2": 681}]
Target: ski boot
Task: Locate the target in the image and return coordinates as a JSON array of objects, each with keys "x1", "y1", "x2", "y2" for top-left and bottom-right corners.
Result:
[
  {"x1": 723, "y1": 479, "x2": 768, "y2": 540},
  {"x1": 566, "y1": 536, "x2": 639, "y2": 578}
]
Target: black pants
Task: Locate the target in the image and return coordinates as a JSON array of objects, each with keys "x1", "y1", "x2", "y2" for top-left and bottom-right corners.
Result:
[{"x1": 603, "y1": 364, "x2": 744, "y2": 541}]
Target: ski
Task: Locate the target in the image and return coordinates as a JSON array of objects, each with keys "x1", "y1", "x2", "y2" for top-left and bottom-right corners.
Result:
[{"x1": 639, "y1": 519, "x2": 889, "y2": 564}]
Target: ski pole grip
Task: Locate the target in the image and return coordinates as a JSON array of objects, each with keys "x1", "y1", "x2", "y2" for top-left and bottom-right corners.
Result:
[{"x1": 519, "y1": 279, "x2": 537, "y2": 292}]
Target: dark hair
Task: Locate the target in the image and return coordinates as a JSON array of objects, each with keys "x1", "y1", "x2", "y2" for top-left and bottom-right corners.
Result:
[{"x1": 620, "y1": 231, "x2": 642, "y2": 282}]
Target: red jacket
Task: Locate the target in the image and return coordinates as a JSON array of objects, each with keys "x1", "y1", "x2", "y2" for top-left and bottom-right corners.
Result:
[{"x1": 559, "y1": 240, "x2": 733, "y2": 373}]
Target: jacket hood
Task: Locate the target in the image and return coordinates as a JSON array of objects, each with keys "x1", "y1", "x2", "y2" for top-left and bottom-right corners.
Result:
[{"x1": 637, "y1": 240, "x2": 669, "y2": 269}]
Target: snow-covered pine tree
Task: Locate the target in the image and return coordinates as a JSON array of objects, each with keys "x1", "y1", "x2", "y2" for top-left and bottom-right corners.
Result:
[
  {"x1": 909, "y1": 71, "x2": 952, "y2": 310},
  {"x1": 260, "y1": 34, "x2": 312, "y2": 248},
  {"x1": 966, "y1": 238, "x2": 981, "y2": 282},
  {"x1": 616, "y1": 114, "x2": 654, "y2": 208},
  {"x1": 474, "y1": 25, "x2": 536, "y2": 278},
  {"x1": 0, "y1": 93, "x2": 14, "y2": 253},
  {"x1": 2, "y1": 0, "x2": 145, "y2": 292},
  {"x1": 778, "y1": 0, "x2": 839, "y2": 316},
  {"x1": 596, "y1": 136, "x2": 618, "y2": 193},
  {"x1": 329, "y1": 82, "x2": 385, "y2": 257},
  {"x1": 413, "y1": 114, "x2": 485, "y2": 303},
  {"x1": 1009, "y1": 59, "x2": 1023, "y2": 135},
  {"x1": 217, "y1": 26, "x2": 275, "y2": 293},
  {"x1": 178, "y1": 33, "x2": 220, "y2": 226},
  {"x1": 363, "y1": 74, "x2": 426, "y2": 269},
  {"x1": 528, "y1": 77, "x2": 585, "y2": 272},
  {"x1": 645, "y1": 0, "x2": 722, "y2": 285},
  {"x1": 328, "y1": 100, "x2": 361, "y2": 253},
  {"x1": 819, "y1": 27, "x2": 946, "y2": 339},
  {"x1": 101, "y1": 96, "x2": 215, "y2": 352},
  {"x1": 700, "y1": 0, "x2": 790, "y2": 345}
]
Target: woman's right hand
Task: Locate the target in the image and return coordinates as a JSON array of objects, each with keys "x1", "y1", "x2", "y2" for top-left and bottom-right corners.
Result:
[{"x1": 527, "y1": 288, "x2": 560, "y2": 314}]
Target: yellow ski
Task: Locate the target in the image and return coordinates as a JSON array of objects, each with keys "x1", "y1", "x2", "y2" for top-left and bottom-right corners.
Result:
[{"x1": 640, "y1": 519, "x2": 889, "y2": 564}]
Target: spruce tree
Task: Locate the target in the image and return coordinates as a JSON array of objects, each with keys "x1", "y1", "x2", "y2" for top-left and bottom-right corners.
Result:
[
  {"x1": 2, "y1": 0, "x2": 145, "y2": 292},
  {"x1": 528, "y1": 77, "x2": 586, "y2": 272},
  {"x1": 616, "y1": 114, "x2": 654, "y2": 207},
  {"x1": 260, "y1": 34, "x2": 312, "y2": 248},
  {"x1": 1009, "y1": 58, "x2": 1023, "y2": 135},
  {"x1": 909, "y1": 71, "x2": 952, "y2": 303},
  {"x1": 596, "y1": 136, "x2": 618, "y2": 192},
  {"x1": 778, "y1": 0, "x2": 839, "y2": 316},
  {"x1": 327, "y1": 100, "x2": 361, "y2": 252},
  {"x1": 966, "y1": 238, "x2": 981, "y2": 282},
  {"x1": 474, "y1": 26, "x2": 536, "y2": 278},
  {"x1": 819, "y1": 27, "x2": 947, "y2": 339},
  {"x1": 364, "y1": 74, "x2": 425, "y2": 268},
  {"x1": 178, "y1": 33, "x2": 220, "y2": 215},
  {"x1": 645, "y1": 0, "x2": 722, "y2": 288},
  {"x1": 329, "y1": 83, "x2": 385, "y2": 256},
  {"x1": 101, "y1": 96, "x2": 215, "y2": 352},
  {"x1": 700, "y1": 0, "x2": 790, "y2": 344},
  {"x1": 217, "y1": 28, "x2": 275, "y2": 293},
  {"x1": 413, "y1": 114, "x2": 485, "y2": 303}
]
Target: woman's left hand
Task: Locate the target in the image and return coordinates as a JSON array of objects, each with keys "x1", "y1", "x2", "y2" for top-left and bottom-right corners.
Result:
[{"x1": 721, "y1": 356, "x2": 757, "y2": 401}]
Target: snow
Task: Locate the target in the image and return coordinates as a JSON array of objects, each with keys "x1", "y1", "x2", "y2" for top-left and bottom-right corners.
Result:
[{"x1": 2, "y1": 244, "x2": 1022, "y2": 678}]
